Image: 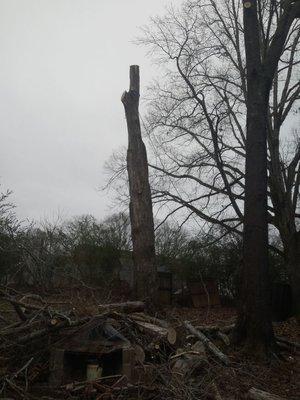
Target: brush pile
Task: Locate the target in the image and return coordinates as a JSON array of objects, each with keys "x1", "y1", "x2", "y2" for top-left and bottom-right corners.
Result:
[{"x1": 0, "y1": 285, "x2": 298, "y2": 400}]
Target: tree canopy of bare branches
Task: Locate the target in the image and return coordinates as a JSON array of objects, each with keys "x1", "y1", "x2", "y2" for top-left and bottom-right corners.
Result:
[{"x1": 135, "y1": 0, "x2": 300, "y2": 327}]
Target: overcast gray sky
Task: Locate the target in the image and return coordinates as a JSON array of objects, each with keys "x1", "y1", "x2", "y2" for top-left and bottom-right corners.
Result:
[{"x1": 0, "y1": 0, "x2": 180, "y2": 222}]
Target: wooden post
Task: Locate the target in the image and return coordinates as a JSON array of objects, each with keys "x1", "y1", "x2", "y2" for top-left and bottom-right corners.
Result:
[{"x1": 121, "y1": 65, "x2": 157, "y2": 304}]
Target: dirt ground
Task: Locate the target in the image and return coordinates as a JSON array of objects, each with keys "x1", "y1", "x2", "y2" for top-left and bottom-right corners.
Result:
[
  {"x1": 46, "y1": 292, "x2": 300, "y2": 399},
  {"x1": 164, "y1": 306, "x2": 300, "y2": 399}
]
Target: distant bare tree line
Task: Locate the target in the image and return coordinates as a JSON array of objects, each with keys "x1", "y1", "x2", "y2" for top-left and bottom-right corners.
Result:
[{"x1": 2, "y1": 187, "x2": 284, "y2": 299}]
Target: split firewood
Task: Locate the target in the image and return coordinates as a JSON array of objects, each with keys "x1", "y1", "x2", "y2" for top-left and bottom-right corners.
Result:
[
  {"x1": 98, "y1": 301, "x2": 145, "y2": 314},
  {"x1": 184, "y1": 321, "x2": 230, "y2": 365},
  {"x1": 247, "y1": 387, "x2": 285, "y2": 400}
]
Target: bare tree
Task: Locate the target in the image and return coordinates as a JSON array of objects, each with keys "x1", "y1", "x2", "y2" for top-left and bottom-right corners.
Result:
[
  {"x1": 121, "y1": 66, "x2": 158, "y2": 303},
  {"x1": 135, "y1": 0, "x2": 300, "y2": 335}
]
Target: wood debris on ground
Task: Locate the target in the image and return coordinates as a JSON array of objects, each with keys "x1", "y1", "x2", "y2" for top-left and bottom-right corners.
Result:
[{"x1": 0, "y1": 286, "x2": 299, "y2": 400}]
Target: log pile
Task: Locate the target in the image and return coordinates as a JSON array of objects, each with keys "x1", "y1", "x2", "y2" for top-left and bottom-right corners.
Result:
[
  {"x1": 0, "y1": 287, "x2": 180, "y2": 399},
  {"x1": 0, "y1": 286, "x2": 297, "y2": 399}
]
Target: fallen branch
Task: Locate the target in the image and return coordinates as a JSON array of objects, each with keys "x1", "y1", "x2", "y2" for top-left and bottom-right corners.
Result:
[
  {"x1": 0, "y1": 317, "x2": 90, "y2": 348},
  {"x1": 184, "y1": 321, "x2": 230, "y2": 366}
]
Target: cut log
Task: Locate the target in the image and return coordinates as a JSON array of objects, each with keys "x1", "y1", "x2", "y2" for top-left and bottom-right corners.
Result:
[
  {"x1": 184, "y1": 321, "x2": 230, "y2": 365},
  {"x1": 99, "y1": 301, "x2": 145, "y2": 313},
  {"x1": 130, "y1": 312, "x2": 170, "y2": 328},
  {"x1": 130, "y1": 312, "x2": 177, "y2": 344},
  {"x1": 247, "y1": 388, "x2": 285, "y2": 400},
  {"x1": 135, "y1": 320, "x2": 177, "y2": 345}
]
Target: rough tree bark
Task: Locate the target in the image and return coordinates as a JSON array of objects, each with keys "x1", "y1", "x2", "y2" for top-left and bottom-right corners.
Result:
[
  {"x1": 234, "y1": 0, "x2": 275, "y2": 354},
  {"x1": 121, "y1": 65, "x2": 158, "y2": 303},
  {"x1": 235, "y1": 0, "x2": 300, "y2": 352}
]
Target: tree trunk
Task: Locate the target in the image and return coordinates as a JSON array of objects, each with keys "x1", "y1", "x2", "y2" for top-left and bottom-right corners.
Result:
[
  {"x1": 268, "y1": 135, "x2": 300, "y2": 320},
  {"x1": 121, "y1": 65, "x2": 158, "y2": 303},
  {"x1": 286, "y1": 231, "x2": 300, "y2": 321},
  {"x1": 234, "y1": 0, "x2": 275, "y2": 354}
]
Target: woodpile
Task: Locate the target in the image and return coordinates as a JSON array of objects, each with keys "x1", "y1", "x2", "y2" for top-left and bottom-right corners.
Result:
[{"x1": 0, "y1": 286, "x2": 297, "y2": 399}]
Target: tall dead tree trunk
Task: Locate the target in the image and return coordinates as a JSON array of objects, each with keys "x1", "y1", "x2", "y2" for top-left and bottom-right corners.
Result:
[{"x1": 121, "y1": 65, "x2": 157, "y2": 303}]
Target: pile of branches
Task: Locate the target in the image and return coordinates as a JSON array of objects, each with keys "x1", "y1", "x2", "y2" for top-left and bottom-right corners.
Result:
[
  {"x1": 0, "y1": 286, "x2": 297, "y2": 400},
  {"x1": 0, "y1": 286, "x2": 92, "y2": 397},
  {"x1": 0, "y1": 287, "x2": 178, "y2": 399}
]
